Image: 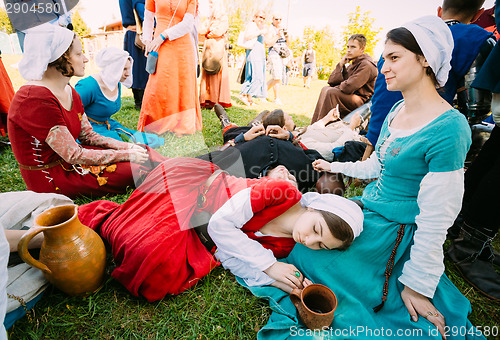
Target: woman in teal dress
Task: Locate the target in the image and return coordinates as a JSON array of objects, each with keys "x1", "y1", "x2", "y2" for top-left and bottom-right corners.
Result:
[
  {"x1": 243, "y1": 16, "x2": 483, "y2": 340},
  {"x1": 239, "y1": 10, "x2": 267, "y2": 106},
  {"x1": 75, "y1": 47, "x2": 164, "y2": 148}
]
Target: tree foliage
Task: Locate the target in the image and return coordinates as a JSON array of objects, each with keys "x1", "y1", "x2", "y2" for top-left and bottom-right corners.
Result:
[
  {"x1": 340, "y1": 6, "x2": 381, "y2": 57},
  {"x1": 0, "y1": 8, "x2": 15, "y2": 34},
  {"x1": 302, "y1": 26, "x2": 339, "y2": 79},
  {"x1": 71, "y1": 10, "x2": 90, "y2": 37}
]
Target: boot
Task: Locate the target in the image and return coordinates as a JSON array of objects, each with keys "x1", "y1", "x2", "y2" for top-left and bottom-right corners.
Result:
[
  {"x1": 447, "y1": 222, "x2": 500, "y2": 301},
  {"x1": 132, "y1": 88, "x2": 144, "y2": 110},
  {"x1": 247, "y1": 110, "x2": 270, "y2": 126},
  {"x1": 448, "y1": 215, "x2": 500, "y2": 266},
  {"x1": 447, "y1": 214, "x2": 464, "y2": 240},
  {"x1": 214, "y1": 104, "x2": 232, "y2": 128}
]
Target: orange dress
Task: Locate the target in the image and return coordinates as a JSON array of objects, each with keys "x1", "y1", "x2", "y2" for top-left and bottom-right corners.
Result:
[{"x1": 138, "y1": 0, "x2": 202, "y2": 135}]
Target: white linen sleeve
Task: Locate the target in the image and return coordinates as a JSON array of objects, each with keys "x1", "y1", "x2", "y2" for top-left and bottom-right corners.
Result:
[
  {"x1": 208, "y1": 188, "x2": 277, "y2": 287},
  {"x1": 329, "y1": 151, "x2": 381, "y2": 179},
  {"x1": 161, "y1": 13, "x2": 195, "y2": 41},
  {"x1": 142, "y1": 9, "x2": 155, "y2": 43},
  {"x1": 399, "y1": 170, "x2": 465, "y2": 298}
]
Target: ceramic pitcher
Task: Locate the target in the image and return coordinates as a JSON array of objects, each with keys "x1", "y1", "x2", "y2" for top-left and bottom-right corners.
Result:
[{"x1": 17, "y1": 204, "x2": 106, "y2": 296}]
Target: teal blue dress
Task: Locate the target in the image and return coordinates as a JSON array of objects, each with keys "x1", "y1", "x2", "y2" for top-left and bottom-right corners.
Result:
[
  {"x1": 241, "y1": 105, "x2": 485, "y2": 339},
  {"x1": 75, "y1": 77, "x2": 164, "y2": 148}
]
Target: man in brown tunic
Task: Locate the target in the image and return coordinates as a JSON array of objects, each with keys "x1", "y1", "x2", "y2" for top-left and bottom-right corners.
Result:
[{"x1": 311, "y1": 34, "x2": 377, "y2": 123}]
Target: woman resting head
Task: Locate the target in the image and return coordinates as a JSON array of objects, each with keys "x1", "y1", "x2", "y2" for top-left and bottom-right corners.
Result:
[{"x1": 210, "y1": 163, "x2": 363, "y2": 293}]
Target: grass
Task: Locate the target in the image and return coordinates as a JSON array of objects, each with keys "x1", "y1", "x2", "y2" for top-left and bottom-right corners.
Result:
[{"x1": 2, "y1": 54, "x2": 499, "y2": 339}]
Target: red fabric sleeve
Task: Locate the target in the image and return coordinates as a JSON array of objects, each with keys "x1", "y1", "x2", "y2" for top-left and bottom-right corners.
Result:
[{"x1": 248, "y1": 178, "x2": 302, "y2": 231}]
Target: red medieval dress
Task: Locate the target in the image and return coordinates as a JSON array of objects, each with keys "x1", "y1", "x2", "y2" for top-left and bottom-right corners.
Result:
[
  {"x1": 0, "y1": 56, "x2": 15, "y2": 136},
  {"x1": 78, "y1": 157, "x2": 299, "y2": 301},
  {"x1": 8, "y1": 85, "x2": 166, "y2": 198}
]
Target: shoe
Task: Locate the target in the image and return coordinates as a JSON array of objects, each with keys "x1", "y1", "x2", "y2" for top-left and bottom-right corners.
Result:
[
  {"x1": 447, "y1": 223, "x2": 500, "y2": 301},
  {"x1": 274, "y1": 98, "x2": 283, "y2": 106},
  {"x1": 214, "y1": 104, "x2": 232, "y2": 127},
  {"x1": 247, "y1": 110, "x2": 270, "y2": 126},
  {"x1": 239, "y1": 95, "x2": 251, "y2": 106}
]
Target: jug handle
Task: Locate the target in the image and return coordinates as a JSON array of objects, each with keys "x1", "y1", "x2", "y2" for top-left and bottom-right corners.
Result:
[
  {"x1": 17, "y1": 227, "x2": 52, "y2": 275},
  {"x1": 289, "y1": 288, "x2": 302, "y2": 309}
]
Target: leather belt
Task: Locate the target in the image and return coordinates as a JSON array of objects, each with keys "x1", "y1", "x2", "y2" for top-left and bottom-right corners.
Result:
[
  {"x1": 192, "y1": 169, "x2": 227, "y2": 252},
  {"x1": 87, "y1": 116, "x2": 111, "y2": 130},
  {"x1": 125, "y1": 25, "x2": 137, "y2": 32},
  {"x1": 18, "y1": 159, "x2": 62, "y2": 171}
]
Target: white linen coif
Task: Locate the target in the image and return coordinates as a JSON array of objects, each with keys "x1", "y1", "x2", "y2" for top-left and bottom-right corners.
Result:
[
  {"x1": 301, "y1": 193, "x2": 364, "y2": 238},
  {"x1": 18, "y1": 23, "x2": 74, "y2": 81},
  {"x1": 95, "y1": 47, "x2": 133, "y2": 90},
  {"x1": 401, "y1": 15, "x2": 454, "y2": 87}
]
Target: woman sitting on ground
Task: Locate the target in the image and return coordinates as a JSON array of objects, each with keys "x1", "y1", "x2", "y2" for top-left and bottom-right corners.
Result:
[
  {"x1": 78, "y1": 157, "x2": 363, "y2": 301},
  {"x1": 299, "y1": 16, "x2": 471, "y2": 338},
  {"x1": 75, "y1": 47, "x2": 165, "y2": 148},
  {"x1": 8, "y1": 24, "x2": 165, "y2": 199}
]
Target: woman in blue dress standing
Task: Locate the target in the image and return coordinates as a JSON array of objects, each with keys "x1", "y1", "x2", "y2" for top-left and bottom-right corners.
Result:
[
  {"x1": 239, "y1": 10, "x2": 267, "y2": 106},
  {"x1": 75, "y1": 47, "x2": 164, "y2": 148},
  {"x1": 245, "y1": 16, "x2": 482, "y2": 340}
]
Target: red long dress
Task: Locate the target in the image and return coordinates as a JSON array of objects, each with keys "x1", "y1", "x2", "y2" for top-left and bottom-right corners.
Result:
[
  {"x1": 8, "y1": 85, "x2": 166, "y2": 198},
  {"x1": 78, "y1": 158, "x2": 299, "y2": 301},
  {"x1": 0, "y1": 56, "x2": 14, "y2": 136}
]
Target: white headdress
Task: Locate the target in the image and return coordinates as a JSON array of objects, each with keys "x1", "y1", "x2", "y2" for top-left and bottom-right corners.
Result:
[
  {"x1": 402, "y1": 16, "x2": 454, "y2": 87},
  {"x1": 95, "y1": 47, "x2": 133, "y2": 90},
  {"x1": 18, "y1": 23, "x2": 75, "y2": 81},
  {"x1": 301, "y1": 192, "x2": 364, "y2": 238}
]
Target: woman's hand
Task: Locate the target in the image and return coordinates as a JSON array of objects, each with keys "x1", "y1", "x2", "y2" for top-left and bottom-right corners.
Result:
[
  {"x1": 147, "y1": 35, "x2": 166, "y2": 54},
  {"x1": 264, "y1": 262, "x2": 306, "y2": 293},
  {"x1": 243, "y1": 123, "x2": 265, "y2": 141},
  {"x1": 312, "y1": 159, "x2": 331, "y2": 172},
  {"x1": 128, "y1": 145, "x2": 149, "y2": 164},
  {"x1": 266, "y1": 125, "x2": 289, "y2": 140},
  {"x1": 321, "y1": 106, "x2": 340, "y2": 124},
  {"x1": 401, "y1": 286, "x2": 446, "y2": 340}
]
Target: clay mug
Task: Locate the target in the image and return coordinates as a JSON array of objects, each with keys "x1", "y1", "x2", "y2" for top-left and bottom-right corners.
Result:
[
  {"x1": 17, "y1": 204, "x2": 106, "y2": 296},
  {"x1": 290, "y1": 283, "x2": 337, "y2": 330}
]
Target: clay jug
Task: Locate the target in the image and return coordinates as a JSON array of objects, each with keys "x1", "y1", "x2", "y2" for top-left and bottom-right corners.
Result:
[
  {"x1": 18, "y1": 204, "x2": 106, "y2": 296},
  {"x1": 290, "y1": 284, "x2": 337, "y2": 331}
]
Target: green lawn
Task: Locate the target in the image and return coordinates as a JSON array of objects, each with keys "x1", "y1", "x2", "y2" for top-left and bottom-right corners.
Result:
[{"x1": 2, "y1": 54, "x2": 499, "y2": 339}]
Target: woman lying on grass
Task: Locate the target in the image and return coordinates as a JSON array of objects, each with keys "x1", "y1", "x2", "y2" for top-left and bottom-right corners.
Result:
[{"x1": 78, "y1": 157, "x2": 363, "y2": 301}]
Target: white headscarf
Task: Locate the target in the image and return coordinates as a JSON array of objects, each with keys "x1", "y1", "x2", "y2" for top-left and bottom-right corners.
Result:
[
  {"x1": 95, "y1": 47, "x2": 133, "y2": 90},
  {"x1": 301, "y1": 192, "x2": 364, "y2": 238},
  {"x1": 401, "y1": 16, "x2": 454, "y2": 87},
  {"x1": 18, "y1": 23, "x2": 75, "y2": 81}
]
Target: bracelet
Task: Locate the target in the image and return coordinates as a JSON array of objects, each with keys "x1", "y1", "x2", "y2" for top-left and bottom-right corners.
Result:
[{"x1": 160, "y1": 33, "x2": 166, "y2": 41}]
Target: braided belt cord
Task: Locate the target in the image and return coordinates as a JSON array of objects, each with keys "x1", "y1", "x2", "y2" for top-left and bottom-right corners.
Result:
[{"x1": 373, "y1": 224, "x2": 406, "y2": 313}]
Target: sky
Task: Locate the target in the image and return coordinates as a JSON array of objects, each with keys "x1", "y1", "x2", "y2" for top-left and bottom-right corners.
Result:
[
  {"x1": 9, "y1": 0, "x2": 494, "y2": 57},
  {"x1": 76, "y1": 0, "x2": 495, "y2": 57}
]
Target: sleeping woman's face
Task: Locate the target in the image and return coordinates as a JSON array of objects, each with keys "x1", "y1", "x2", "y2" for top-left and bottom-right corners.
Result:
[{"x1": 292, "y1": 209, "x2": 344, "y2": 250}]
